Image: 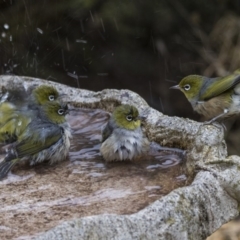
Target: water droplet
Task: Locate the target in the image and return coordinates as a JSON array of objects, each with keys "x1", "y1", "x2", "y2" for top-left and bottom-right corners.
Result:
[
  {"x1": 3, "y1": 24, "x2": 9, "y2": 29},
  {"x1": 76, "y1": 39, "x2": 87, "y2": 43},
  {"x1": 36, "y1": 28, "x2": 43, "y2": 34}
]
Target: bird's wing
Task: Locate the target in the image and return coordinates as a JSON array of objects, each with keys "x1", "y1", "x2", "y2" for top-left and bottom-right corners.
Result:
[
  {"x1": 6, "y1": 122, "x2": 62, "y2": 160},
  {"x1": 201, "y1": 74, "x2": 240, "y2": 100},
  {"x1": 101, "y1": 122, "x2": 113, "y2": 143},
  {"x1": 0, "y1": 115, "x2": 32, "y2": 144}
]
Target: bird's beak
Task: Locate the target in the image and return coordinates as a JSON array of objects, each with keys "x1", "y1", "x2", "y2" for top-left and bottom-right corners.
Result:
[
  {"x1": 59, "y1": 93, "x2": 68, "y2": 99},
  {"x1": 169, "y1": 85, "x2": 180, "y2": 90},
  {"x1": 66, "y1": 108, "x2": 75, "y2": 115},
  {"x1": 136, "y1": 115, "x2": 146, "y2": 121}
]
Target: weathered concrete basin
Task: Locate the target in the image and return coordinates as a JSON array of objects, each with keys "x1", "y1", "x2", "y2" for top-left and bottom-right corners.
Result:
[{"x1": 0, "y1": 75, "x2": 239, "y2": 240}]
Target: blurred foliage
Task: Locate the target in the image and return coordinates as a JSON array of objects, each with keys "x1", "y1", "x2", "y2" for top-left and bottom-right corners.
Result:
[{"x1": 1, "y1": 0, "x2": 240, "y2": 154}]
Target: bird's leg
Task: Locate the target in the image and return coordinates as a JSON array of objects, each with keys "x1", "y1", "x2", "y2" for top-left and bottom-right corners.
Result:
[
  {"x1": 203, "y1": 109, "x2": 228, "y2": 130},
  {"x1": 207, "y1": 109, "x2": 228, "y2": 124}
]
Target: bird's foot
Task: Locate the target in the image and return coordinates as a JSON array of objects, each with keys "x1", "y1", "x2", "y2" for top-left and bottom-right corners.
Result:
[{"x1": 202, "y1": 120, "x2": 226, "y2": 131}]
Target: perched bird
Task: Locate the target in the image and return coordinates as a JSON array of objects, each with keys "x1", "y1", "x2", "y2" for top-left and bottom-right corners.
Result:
[
  {"x1": 0, "y1": 101, "x2": 72, "y2": 179},
  {"x1": 100, "y1": 104, "x2": 149, "y2": 162},
  {"x1": 170, "y1": 71, "x2": 240, "y2": 123},
  {"x1": 0, "y1": 85, "x2": 60, "y2": 144}
]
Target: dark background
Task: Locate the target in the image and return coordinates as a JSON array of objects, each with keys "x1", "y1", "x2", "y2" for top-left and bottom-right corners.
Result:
[{"x1": 1, "y1": 0, "x2": 240, "y2": 154}]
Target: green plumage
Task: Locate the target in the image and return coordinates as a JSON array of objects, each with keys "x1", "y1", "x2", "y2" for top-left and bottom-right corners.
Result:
[
  {"x1": 200, "y1": 74, "x2": 240, "y2": 100},
  {"x1": 102, "y1": 104, "x2": 141, "y2": 142},
  {"x1": 0, "y1": 85, "x2": 60, "y2": 144},
  {"x1": 100, "y1": 104, "x2": 149, "y2": 162},
  {"x1": 170, "y1": 69, "x2": 240, "y2": 122},
  {"x1": 112, "y1": 104, "x2": 141, "y2": 130},
  {"x1": 0, "y1": 101, "x2": 70, "y2": 180},
  {"x1": 31, "y1": 85, "x2": 59, "y2": 105}
]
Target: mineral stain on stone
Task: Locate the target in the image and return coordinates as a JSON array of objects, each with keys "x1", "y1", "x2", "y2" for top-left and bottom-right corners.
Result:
[{"x1": 0, "y1": 108, "x2": 190, "y2": 239}]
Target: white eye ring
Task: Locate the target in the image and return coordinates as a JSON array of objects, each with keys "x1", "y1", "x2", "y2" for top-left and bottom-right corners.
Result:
[
  {"x1": 184, "y1": 84, "x2": 191, "y2": 91},
  {"x1": 126, "y1": 115, "x2": 133, "y2": 121},
  {"x1": 58, "y1": 109, "x2": 64, "y2": 115},
  {"x1": 49, "y1": 95, "x2": 55, "y2": 101}
]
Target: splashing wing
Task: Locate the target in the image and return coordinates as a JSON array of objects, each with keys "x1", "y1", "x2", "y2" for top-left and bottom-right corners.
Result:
[
  {"x1": 15, "y1": 130, "x2": 62, "y2": 159},
  {"x1": 101, "y1": 122, "x2": 113, "y2": 143},
  {"x1": 5, "y1": 124, "x2": 63, "y2": 161},
  {"x1": 0, "y1": 159, "x2": 18, "y2": 179}
]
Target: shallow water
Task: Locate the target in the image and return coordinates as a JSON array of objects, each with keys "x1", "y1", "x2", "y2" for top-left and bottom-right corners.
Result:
[{"x1": 0, "y1": 108, "x2": 189, "y2": 239}]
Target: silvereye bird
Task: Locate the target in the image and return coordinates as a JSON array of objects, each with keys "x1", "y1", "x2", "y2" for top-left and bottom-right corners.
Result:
[
  {"x1": 100, "y1": 104, "x2": 150, "y2": 162},
  {"x1": 28, "y1": 85, "x2": 59, "y2": 108},
  {"x1": 170, "y1": 71, "x2": 240, "y2": 122},
  {"x1": 0, "y1": 85, "x2": 60, "y2": 144},
  {"x1": 0, "y1": 101, "x2": 71, "y2": 179}
]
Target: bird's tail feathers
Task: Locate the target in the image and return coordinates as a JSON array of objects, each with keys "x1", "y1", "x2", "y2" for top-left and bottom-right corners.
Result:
[{"x1": 0, "y1": 159, "x2": 18, "y2": 180}]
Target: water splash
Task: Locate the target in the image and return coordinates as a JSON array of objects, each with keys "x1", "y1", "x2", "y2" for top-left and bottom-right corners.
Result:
[{"x1": 0, "y1": 172, "x2": 34, "y2": 185}]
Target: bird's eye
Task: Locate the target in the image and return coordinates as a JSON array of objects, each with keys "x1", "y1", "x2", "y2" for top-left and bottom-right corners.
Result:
[
  {"x1": 184, "y1": 84, "x2": 191, "y2": 91},
  {"x1": 49, "y1": 95, "x2": 55, "y2": 101},
  {"x1": 126, "y1": 115, "x2": 133, "y2": 121},
  {"x1": 58, "y1": 109, "x2": 64, "y2": 115}
]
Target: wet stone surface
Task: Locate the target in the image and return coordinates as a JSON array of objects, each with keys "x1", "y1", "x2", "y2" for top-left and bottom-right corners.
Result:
[{"x1": 0, "y1": 108, "x2": 189, "y2": 239}]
